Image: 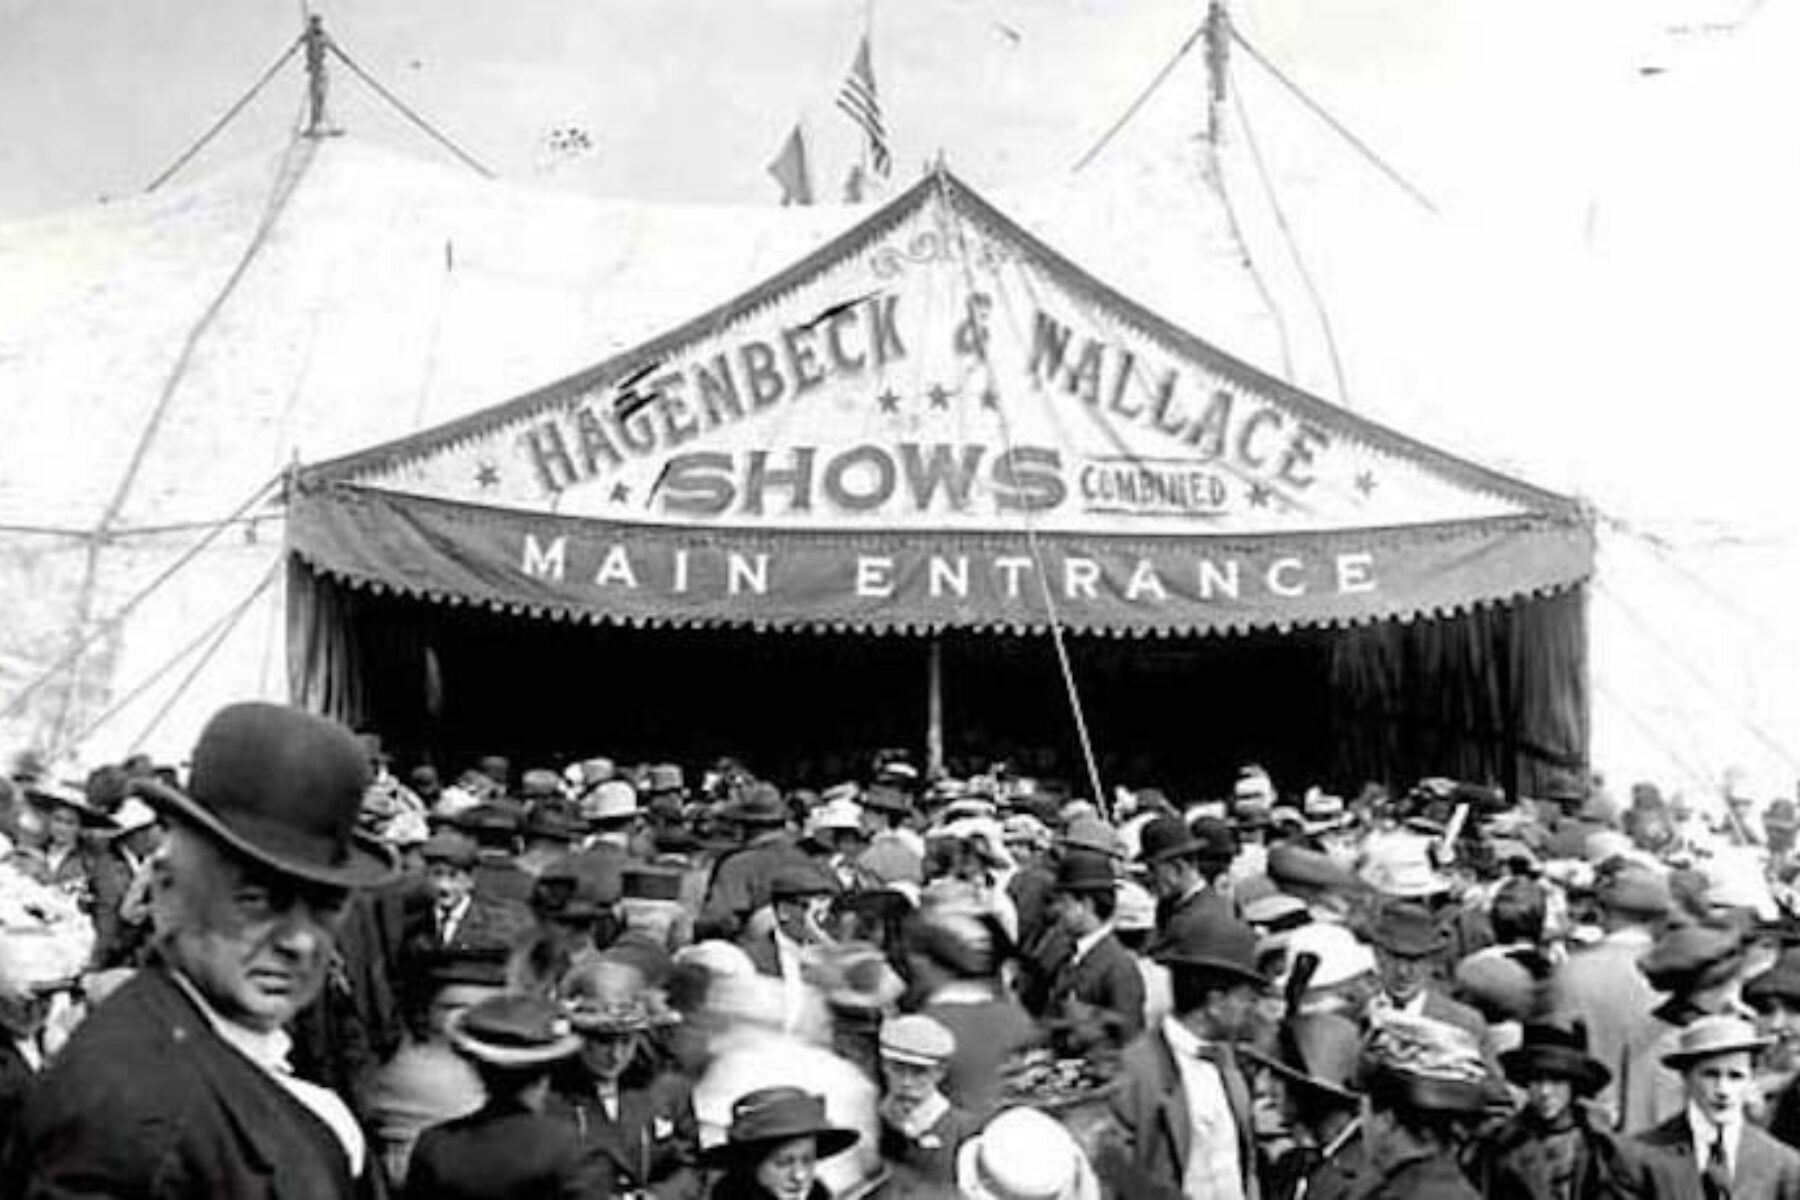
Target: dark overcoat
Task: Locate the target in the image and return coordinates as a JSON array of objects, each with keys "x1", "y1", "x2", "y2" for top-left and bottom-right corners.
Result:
[
  {"x1": 404, "y1": 1099, "x2": 609, "y2": 1200},
  {"x1": 4, "y1": 963, "x2": 368, "y2": 1200}
]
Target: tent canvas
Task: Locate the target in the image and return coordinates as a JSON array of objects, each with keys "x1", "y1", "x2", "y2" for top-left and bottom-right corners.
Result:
[{"x1": 289, "y1": 169, "x2": 1593, "y2": 790}]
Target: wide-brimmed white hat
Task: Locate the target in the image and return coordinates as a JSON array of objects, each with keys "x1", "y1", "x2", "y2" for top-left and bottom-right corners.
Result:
[{"x1": 956, "y1": 1108, "x2": 1100, "y2": 1200}]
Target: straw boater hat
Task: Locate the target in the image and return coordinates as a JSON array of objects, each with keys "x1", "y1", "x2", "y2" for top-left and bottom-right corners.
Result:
[
  {"x1": 1661, "y1": 1015, "x2": 1771, "y2": 1070},
  {"x1": 700, "y1": 1087, "x2": 859, "y2": 1168},
  {"x1": 447, "y1": 993, "x2": 582, "y2": 1068},
  {"x1": 132, "y1": 703, "x2": 396, "y2": 889},
  {"x1": 956, "y1": 1106, "x2": 1101, "y2": 1200},
  {"x1": 1500, "y1": 1019, "x2": 1611, "y2": 1096}
]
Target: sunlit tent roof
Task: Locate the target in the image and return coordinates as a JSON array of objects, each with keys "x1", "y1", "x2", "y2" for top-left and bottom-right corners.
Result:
[{"x1": 291, "y1": 169, "x2": 1592, "y2": 637}]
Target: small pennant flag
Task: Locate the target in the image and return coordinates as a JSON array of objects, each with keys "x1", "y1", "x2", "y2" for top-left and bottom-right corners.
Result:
[
  {"x1": 836, "y1": 36, "x2": 891, "y2": 177},
  {"x1": 766, "y1": 123, "x2": 814, "y2": 205}
]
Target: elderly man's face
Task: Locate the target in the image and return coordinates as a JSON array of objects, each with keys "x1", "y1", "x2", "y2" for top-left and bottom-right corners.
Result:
[{"x1": 154, "y1": 829, "x2": 348, "y2": 1032}]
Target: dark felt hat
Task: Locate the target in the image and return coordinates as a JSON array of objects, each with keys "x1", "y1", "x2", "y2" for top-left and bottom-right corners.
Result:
[
  {"x1": 700, "y1": 1087, "x2": 859, "y2": 1168},
  {"x1": 1242, "y1": 1012, "x2": 1363, "y2": 1103},
  {"x1": 420, "y1": 830, "x2": 479, "y2": 870},
  {"x1": 1054, "y1": 850, "x2": 1118, "y2": 894},
  {"x1": 1500, "y1": 1020, "x2": 1611, "y2": 1096},
  {"x1": 723, "y1": 783, "x2": 789, "y2": 825},
  {"x1": 1640, "y1": 922, "x2": 1743, "y2": 992},
  {"x1": 533, "y1": 862, "x2": 619, "y2": 917},
  {"x1": 132, "y1": 702, "x2": 395, "y2": 890},
  {"x1": 1745, "y1": 948, "x2": 1800, "y2": 1009},
  {"x1": 523, "y1": 801, "x2": 586, "y2": 843},
  {"x1": 770, "y1": 865, "x2": 837, "y2": 901},
  {"x1": 449, "y1": 800, "x2": 524, "y2": 837},
  {"x1": 1366, "y1": 902, "x2": 1447, "y2": 958},
  {"x1": 421, "y1": 944, "x2": 511, "y2": 989},
  {"x1": 1155, "y1": 911, "x2": 1267, "y2": 987},
  {"x1": 1136, "y1": 814, "x2": 1205, "y2": 865}
]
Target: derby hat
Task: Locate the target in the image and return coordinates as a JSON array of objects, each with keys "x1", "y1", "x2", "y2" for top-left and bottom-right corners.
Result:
[
  {"x1": 1661, "y1": 1014, "x2": 1771, "y2": 1070},
  {"x1": 1243, "y1": 1012, "x2": 1364, "y2": 1103},
  {"x1": 1744, "y1": 948, "x2": 1800, "y2": 1010},
  {"x1": 1135, "y1": 814, "x2": 1204, "y2": 865},
  {"x1": 1057, "y1": 816, "x2": 1124, "y2": 860},
  {"x1": 1366, "y1": 902, "x2": 1447, "y2": 958},
  {"x1": 1053, "y1": 851, "x2": 1117, "y2": 895},
  {"x1": 722, "y1": 782, "x2": 789, "y2": 825},
  {"x1": 1500, "y1": 1020, "x2": 1610, "y2": 1096},
  {"x1": 522, "y1": 801, "x2": 586, "y2": 843},
  {"x1": 1268, "y1": 844, "x2": 1358, "y2": 894},
  {"x1": 956, "y1": 1106, "x2": 1100, "y2": 1200},
  {"x1": 132, "y1": 702, "x2": 395, "y2": 890},
  {"x1": 448, "y1": 800, "x2": 523, "y2": 839},
  {"x1": 446, "y1": 993, "x2": 582, "y2": 1068},
  {"x1": 1155, "y1": 910, "x2": 1267, "y2": 987},
  {"x1": 701, "y1": 1087, "x2": 859, "y2": 1168},
  {"x1": 1639, "y1": 922, "x2": 1743, "y2": 992},
  {"x1": 420, "y1": 830, "x2": 479, "y2": 870}
]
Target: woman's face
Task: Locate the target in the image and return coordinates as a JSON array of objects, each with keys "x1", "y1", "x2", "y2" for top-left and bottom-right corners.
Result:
[
  {"x1": 579, "y1": 1029, "x2": 640, "y2": 1082},
  {"x1": 755, "y1": 1136, "x2": 819, "y2": 1200},
  {"x1": 46, "y1": 808, "x2": 79, "y2": 850},
  {"x1": 1527, "y1": 1076, "x2": 1574, "y2": 1124}
]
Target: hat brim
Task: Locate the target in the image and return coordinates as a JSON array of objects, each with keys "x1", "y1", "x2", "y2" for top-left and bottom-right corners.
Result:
[
  {"x1": 135, "y1": 777, "x2": 397, "y2": 890},
  {"x1": 699, "y1": 1125, "x2": 859, "y2": 1168},
  {"x1": 28, "y1": 789, "x2": 118, "y2": 829},
  {"x1": 1662, "y1": 1036, "x2": 1771, "y2": 1070},
  {"x1": 1138, "y1": 837, "x2": 1206, "y2": 866},
  {"x1": 1156, "y1": 952, "x2": 1268, "y2": 988},
  {"x1": 448, "y1": 1026, "x2": 584, "y2": 1068},
  {"x1": 1240, "y1": 1045, "x2": 1361, "y2": 1103},
  {"x1": 1498, "y1": 1046, "x2": 1611, "y2": 1096}
]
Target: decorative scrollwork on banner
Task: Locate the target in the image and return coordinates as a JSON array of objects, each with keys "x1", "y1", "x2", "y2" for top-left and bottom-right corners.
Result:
[{"x1": 870, "y1": 213, "x2": 1016, "y2": 278}]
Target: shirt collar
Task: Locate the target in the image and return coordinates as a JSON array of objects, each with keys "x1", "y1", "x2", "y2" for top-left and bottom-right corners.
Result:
[
  {"x1": 1688, "y1": 1102, "x2": 1743, "y2": 1145},
  {"x1": 893, "y1": 1091, "x2": 950, "y2": 1139},
  {"x1": 1072, "y1": 922, "x2": 1115, "y2": 966},
  {"x1": 168, "y1": 968, "x2": 293, "y2": 1076},
  {"x1": 1162, "y1": 1015, "x2": 1213, "y2": 1058}
]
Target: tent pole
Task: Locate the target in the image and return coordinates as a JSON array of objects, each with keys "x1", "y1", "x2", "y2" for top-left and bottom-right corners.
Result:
[{"x1": 927, "y1": 635, "x2": 945, "y2": 776}]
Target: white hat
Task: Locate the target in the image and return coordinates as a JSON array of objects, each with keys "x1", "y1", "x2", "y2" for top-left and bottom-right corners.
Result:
[
  {"x1": 1360, "y1": 832, "x2": 1451, "y2": 898},
  {"x1": 957, "y1": 1108, "x2": 1100, "y2": 1200},
  {"x1": 1114, "y1": 879, "x2": 1156, "y2": 933},
  {"x1": 582, "y1": 780, "x2": 640, "y2": 823},
  {"x1": 1277, "y1": 922, "x2": 1378, "y2": 992},
  {"x1": 812, "y1": 798, "x2": 866, "y2": 834},
  {"x1": 106, "y1": 797, "x2": 159, "y2": 836}
]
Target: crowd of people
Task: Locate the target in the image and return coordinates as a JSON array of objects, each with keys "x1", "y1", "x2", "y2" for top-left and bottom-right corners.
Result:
[{"x1": 3, "y1": 700, "x2": 1800, "y2": 1200}]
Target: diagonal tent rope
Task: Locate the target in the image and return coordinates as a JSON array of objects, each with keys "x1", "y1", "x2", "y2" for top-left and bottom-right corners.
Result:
[
  {"x1": 145, "y1": 34, "x2": 306, "y2": 193},
  {"x1": 325, "y1": 39, "x2": 494, "y2": 177},
  {"x1": 935, "y1": 172, "x2": 1109, "y2": 816},
  {"x1": 1071, "y1": 17, "x2": 1209, "y2": 173}
]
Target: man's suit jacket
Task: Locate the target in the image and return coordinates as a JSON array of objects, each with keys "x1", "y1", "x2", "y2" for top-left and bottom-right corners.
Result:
[
  {"x1": 549, "y1": 1067, "x2": 700, "y2": 1199},
  {"x1": 1047, "y1": 930, "x2": 1146, "y2": 1045},
  {"x1": 1105, "y1": 1023, "x2": 1259, "y2": 1200},
  {"x1": 404, "y1": 1100, "x2": 608, "y2": 1200},
  {"x1": 1636, "y1": 1114, "x2": 1800, "y2": 1200},
  {"x1": 1152, "y1": 883, "x2": 1235, "y2": 959},
  {"x1": 4, "y1": 962, "x2": 368, "y2": 1200}
]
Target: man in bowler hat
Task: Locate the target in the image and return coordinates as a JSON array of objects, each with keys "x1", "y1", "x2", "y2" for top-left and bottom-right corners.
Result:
[{"x1": 5, "y1": 702, "x2": 399, "y2": 1199}]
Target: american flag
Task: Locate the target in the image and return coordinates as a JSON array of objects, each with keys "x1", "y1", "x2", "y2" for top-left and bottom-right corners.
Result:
[{"x1": 835, "y1": 36, "x2": 891, "y2": 177}]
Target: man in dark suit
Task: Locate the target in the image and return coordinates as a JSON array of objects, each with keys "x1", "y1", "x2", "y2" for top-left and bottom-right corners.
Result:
[
  {"x1": 1637, "y1": 1015, "x2": 1800, "y2": 1200},
  {"x1": 4, "y1": 703, "x2": 398, "y2": 1199},
  {"x1": 1368, "y1": 900, "x2": 1489, "y2": 1041},
  {"x1": 1137, "y1": 814, "x2": 1236, "y2": 959},
  {"x1": 406, "y1": 992, "x2": 607, "y2": 1200},
  {"x1": 1045, "y1": 852, "x2": 1145, "y2": 1058},
  {"x1": 410, "y1": 829, "x2": 533, "y2": 957}
]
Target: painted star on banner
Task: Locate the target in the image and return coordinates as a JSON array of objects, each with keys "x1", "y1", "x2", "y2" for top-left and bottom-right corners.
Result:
[
  {"x1": 927, "y1": 383, "x2": 952, "y2": 410},
  {"x1": 610, "y1": 482, "x2": 631, "y2": 504},
  {"x1": 1354, "y1": 470, "x2": 1378, "y2": 497},
  {"x1": 1247, "y1": 482, "x2": 1273, "y2": 508},
  {"x1": 877, "y1": 389, "x2": 901, "y2": 414},
  {"x1": 475, "y1": 461, "x2": 500, "y2": 489}
]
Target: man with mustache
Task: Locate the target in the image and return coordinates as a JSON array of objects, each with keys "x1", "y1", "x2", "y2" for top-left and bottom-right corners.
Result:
[{"x1": 4, "y1": 703, "x2": 398, "y2": 1199}]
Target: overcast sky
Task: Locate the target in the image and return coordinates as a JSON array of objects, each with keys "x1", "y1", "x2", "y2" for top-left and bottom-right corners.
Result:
[{"x1": 0, "y1": 0, "x2": 1760, "y2": 222}]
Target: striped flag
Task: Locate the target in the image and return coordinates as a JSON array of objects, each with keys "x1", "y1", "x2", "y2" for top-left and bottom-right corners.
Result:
[{"x1": 835, "y1": 36, "x2": 891, "y2": 177}]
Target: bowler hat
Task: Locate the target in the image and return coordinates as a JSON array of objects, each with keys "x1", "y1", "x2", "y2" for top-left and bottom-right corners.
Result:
[
  {"x1": 700, "y1": 1087, "x2": 858, "y2": 1168},
  {"x1": 1054, "y1": 851, "x2": 1117, "y2": 895},
  {"x1": 1500, "y1": 1020, "x2": 1610, "y2": 1096},
  {"x1": 1365, "y1": 902, "x2": 1447, "y2": 958},
  {"x1": 1136, "y1": 815, "x2": 1204, "y2": 865},
  {"x1": 449, "y1": 800, "x2": 523, "y2": 839},
  {"x1": 1243, "y1": 1012, "x2": 1363, "y2": 1103},
  {"x1": 132, "y1": 702, "x2": 395, "y2": 890},
  {"x1": 446, "y1": 993, "x2": 582, "y2": 1068},
  {"x1": 722, "y1": 783, "x2": 788, "y2": 826},
  {"x1": 523, "y1": 801, "x2": 586, "y2": 843},
  {"x1": 1662, "y1": 1014, "x2": 1770, "y2": 1069},
  {"x1": 1155, "y1": 911, "x2": 1267, "y2": 987}
]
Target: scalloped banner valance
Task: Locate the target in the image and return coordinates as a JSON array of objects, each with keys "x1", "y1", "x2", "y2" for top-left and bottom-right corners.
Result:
[{"x1": 287, "y1": 482, "x2": 1594, "y2": 636}]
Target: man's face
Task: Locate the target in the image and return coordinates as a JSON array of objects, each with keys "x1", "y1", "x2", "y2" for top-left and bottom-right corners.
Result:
[
  {"x1": 882, "y1": 1057, "x2": 944, "y2": 1111},
  {"x1": 1057, "y1": 891, "x2": 1099, "y2": 937},
  {"x1": 1377, "y1": 947, "x2": 1431, "y2": 1003},
  {"x1": 1148, "y1": 859, "x2": 1186, "y2": 900},
  {"x1": 1687, "y1": 1051, "x2": 1755, "y2": 1122},
  {"x1": 775, "y1": 896, "x2": 820, "y2": 943},
  {"x1": 427, "y1": 862, "x2": 474, "y2": 910},
  {"x1": 1203, "y1": 982, "x2": 1260, "y2": 1040},
  {"x1": 155, "y1": 830, "x2": 348, "y2": 1033},
  {"x1": 579, "y1": 1029, "x2": 641, "y2": 1082}
]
